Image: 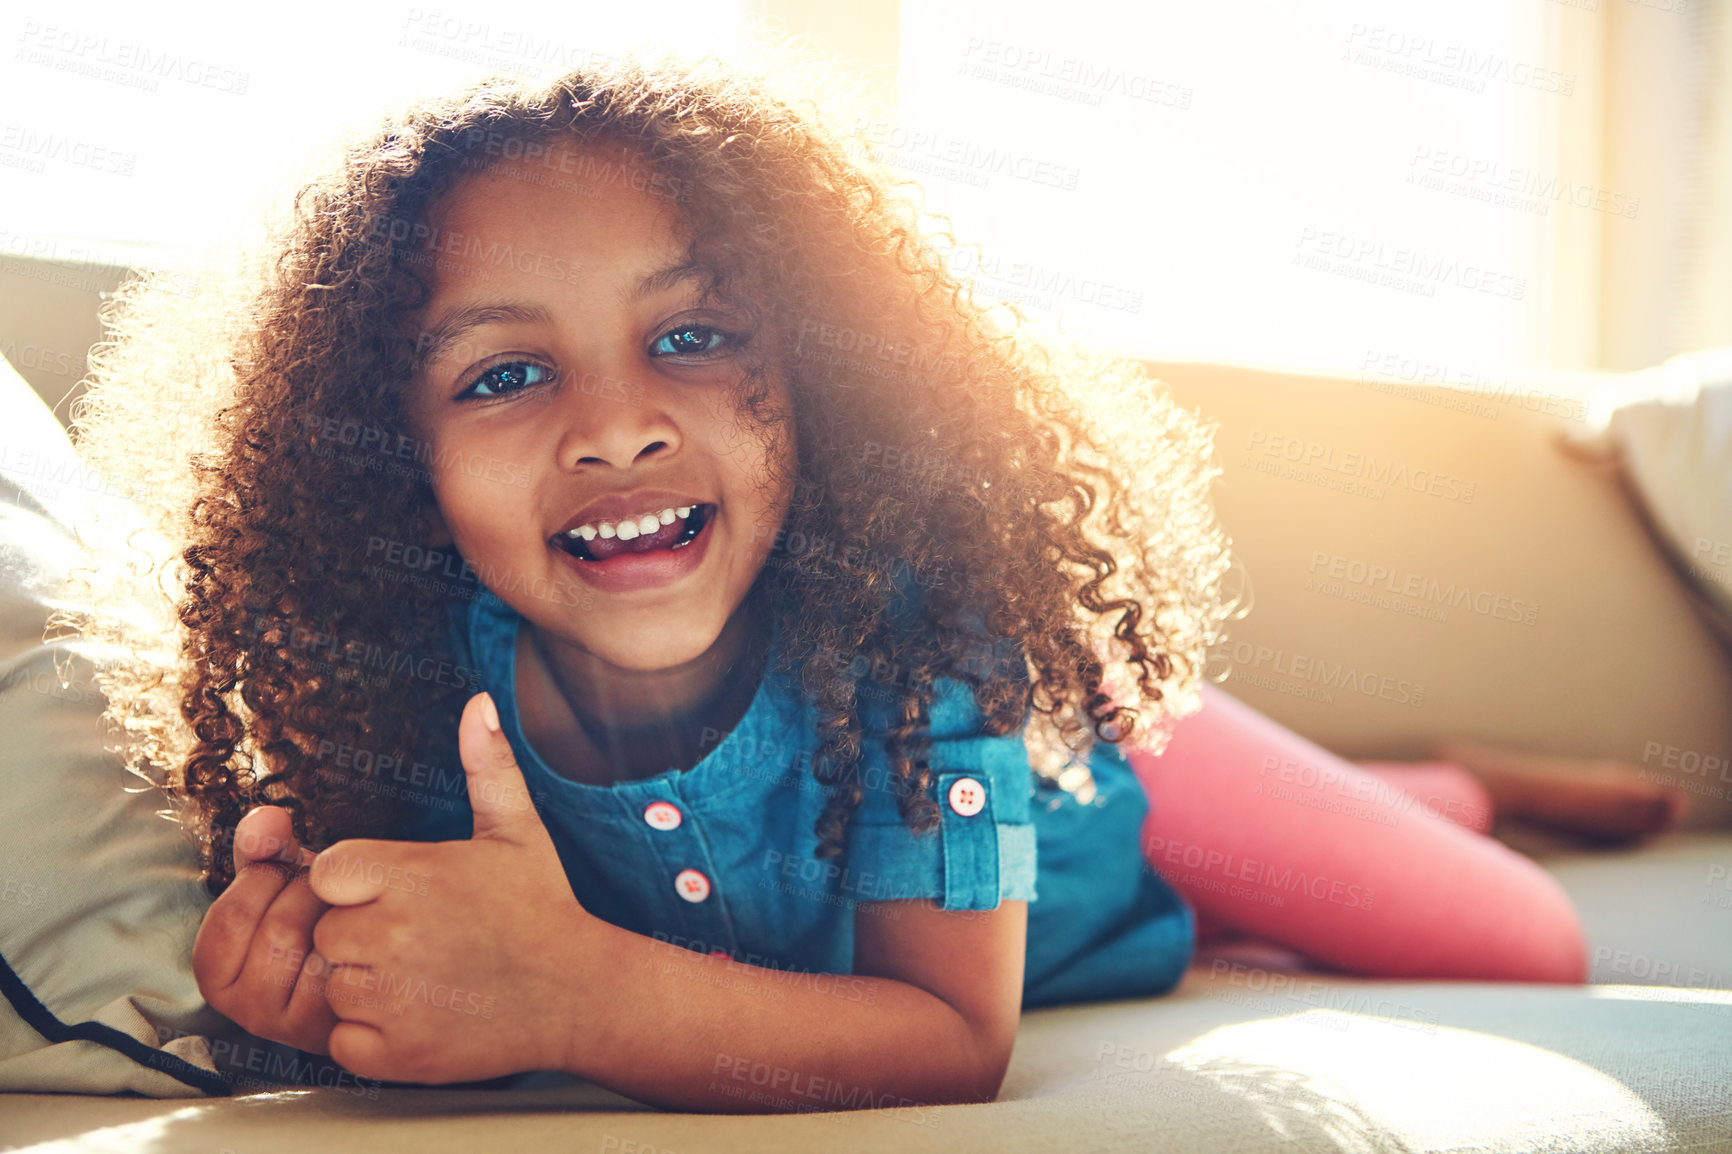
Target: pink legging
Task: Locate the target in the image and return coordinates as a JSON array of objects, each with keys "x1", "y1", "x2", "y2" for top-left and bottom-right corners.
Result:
[{"x1": 1127, "y1": 685, "x2": 1588, "y2": 983}]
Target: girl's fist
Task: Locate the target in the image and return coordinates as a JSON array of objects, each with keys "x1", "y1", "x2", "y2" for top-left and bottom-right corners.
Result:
[{"x1": 191, "y1": 805, "x2": 338, "y2": 1054}]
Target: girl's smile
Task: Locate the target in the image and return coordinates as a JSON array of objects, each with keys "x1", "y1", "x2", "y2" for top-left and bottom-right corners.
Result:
[
  {"x1": 404, "y1": 140, "x2": 795, "y2": 701},
  {"x1": 549, "y1": 493, "x2": 717, "y2": 596},
  {"x1": 554, "y1": 491, "x2": 709, "y2": 558}
]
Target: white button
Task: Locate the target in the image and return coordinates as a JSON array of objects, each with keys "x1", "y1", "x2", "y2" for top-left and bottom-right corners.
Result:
[
  {"x1": 643, "y1": 801, "x2": 683, "y2": 831},
  {"x1": 948, "y1": 776, "x2": 986, "y2": 817},
  {"x1": 675, "y1": 868, "x2": 711, "y2": 903}
]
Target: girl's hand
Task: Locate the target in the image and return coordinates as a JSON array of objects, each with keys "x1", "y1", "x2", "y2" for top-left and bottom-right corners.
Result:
[
  {"x1": 191, "y1": 806, "x2": 338, "y2": 1054},
  {"x1": 307, "y1": 692, "x2": 592, "y2": 1085}
]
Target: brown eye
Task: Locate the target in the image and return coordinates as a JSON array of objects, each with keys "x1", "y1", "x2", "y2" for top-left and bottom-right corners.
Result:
[
  {"x1": 459, "y1": 361, "x2": 553, "y2": 399},
  {"x1": 650, "y1": 324, "x2": 733, "y2": 358}
]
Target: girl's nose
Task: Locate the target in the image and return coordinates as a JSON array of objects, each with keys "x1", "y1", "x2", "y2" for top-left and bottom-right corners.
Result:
[{"x1": 553, "y1": 368, "x2": 683, "y2": 470}]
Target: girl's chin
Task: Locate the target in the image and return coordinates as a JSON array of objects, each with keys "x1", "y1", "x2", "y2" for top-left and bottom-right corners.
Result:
[
  {"x1": 577, "y1": 621, "x2": 731, "y2": 673},
  {"x1": 591, "y1": 644, "x2": 721, "y2": 674}
]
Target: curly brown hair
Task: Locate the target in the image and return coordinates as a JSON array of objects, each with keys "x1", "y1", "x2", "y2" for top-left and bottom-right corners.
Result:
[{"x1": 69, "y1": 54, "x2": 1235, "y2": 896}]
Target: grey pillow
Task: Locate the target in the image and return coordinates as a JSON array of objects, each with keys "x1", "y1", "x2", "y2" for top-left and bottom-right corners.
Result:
[{"x1": 0, "y1": 351, "x2": 242, "y2": 1095}]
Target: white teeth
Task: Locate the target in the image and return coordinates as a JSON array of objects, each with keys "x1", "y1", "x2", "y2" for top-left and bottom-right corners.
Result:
[{"x1": 563, "y1": 504, "x2": 703, "y2": 546}]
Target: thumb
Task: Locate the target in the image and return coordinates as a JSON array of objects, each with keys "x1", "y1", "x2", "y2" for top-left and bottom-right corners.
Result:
[
  {"x1": 232, "y1": 805, "x2": 315, "y2": 877},
  {"x1": 458, "y1": 691, "x2": 544, "y2": 841}
]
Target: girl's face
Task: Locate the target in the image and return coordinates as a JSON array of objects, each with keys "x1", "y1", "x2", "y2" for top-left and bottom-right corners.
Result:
[{"x1": 405, "y1": 141, "x2": 796, "y2": 672}]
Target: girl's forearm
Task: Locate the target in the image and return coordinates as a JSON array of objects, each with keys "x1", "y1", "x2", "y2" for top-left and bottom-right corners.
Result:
[{"x1": 555, "y1": 916, "x2": 1002, "y2": 1114}]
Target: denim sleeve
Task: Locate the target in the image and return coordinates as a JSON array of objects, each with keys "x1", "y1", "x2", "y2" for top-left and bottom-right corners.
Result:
[{"x1": 844, "y1": 676, "x2": 1038, "y2": 911}]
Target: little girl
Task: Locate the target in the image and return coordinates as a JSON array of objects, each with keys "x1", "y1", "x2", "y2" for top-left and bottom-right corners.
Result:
[{"x1": 78, "y1": 57, "x2": 1594, "y2": 1111}]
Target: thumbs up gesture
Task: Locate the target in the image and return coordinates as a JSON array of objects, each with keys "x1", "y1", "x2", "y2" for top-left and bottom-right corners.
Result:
[{"x1": 308, "y1": 692, "x2": 594, "y2": 1084}]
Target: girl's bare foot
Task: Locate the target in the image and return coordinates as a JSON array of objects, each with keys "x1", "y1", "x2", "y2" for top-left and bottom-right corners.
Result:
[{"x1": 1433, "y1": 739, "x2": 1686, "y2": 844}]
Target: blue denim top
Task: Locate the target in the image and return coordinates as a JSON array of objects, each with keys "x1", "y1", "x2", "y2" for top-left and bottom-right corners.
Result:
[{"x1": 393, "y1": 588, "x2": 1192, "y2": 1008}]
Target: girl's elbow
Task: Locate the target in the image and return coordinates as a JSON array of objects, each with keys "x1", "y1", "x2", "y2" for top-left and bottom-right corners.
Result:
[
  {"x1": 970, "y1": 1068, "x2": 1009, "y2": 1105},
  {"x1": 960, "y1": 1041, "x2": 1014, "y2": 1104},
  {"x1": 909, "y1": 1040, "x2": 1013, "y2": 1107}
]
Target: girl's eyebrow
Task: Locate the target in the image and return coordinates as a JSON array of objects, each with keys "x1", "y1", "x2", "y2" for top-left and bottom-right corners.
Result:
[
  {"x1": 413, "y1": 263, "x2": 707, "y2": 372},
  {"x1": 414, "y1": 302, "x2": 554, "y2": 371},
  {"x1": 628, "y1": 260, "x2": 703, "y2": 304}
]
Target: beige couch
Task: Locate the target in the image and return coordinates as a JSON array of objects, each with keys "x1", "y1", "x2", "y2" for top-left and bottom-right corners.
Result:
[
  {"x1": 3, "y1": 848, "x2": 1730, "y2": 1153},
  {"x1": 1152, "y1": 359, "x2": 1732, "y2": 812},
  {"x1": 2, "y1": 256, "x2": 1729, "y2": 1152}
]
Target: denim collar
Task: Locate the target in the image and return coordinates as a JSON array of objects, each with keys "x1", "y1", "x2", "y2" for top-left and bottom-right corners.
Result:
[{"x1": 465, "y1": 588, "x2": 797, "y2": 814}]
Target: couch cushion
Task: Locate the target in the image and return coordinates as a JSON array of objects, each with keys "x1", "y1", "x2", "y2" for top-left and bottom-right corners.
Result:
[
  {"x1": 0, "y1": 966, "x2": 1726, "y2": 1151},
  {"x1": 3, "y1": 832, "x2": 1726, "y2": 1150},
  {"x1": 1546, "y1": 830, "x2": 1732, "y2": 990},
  {"x1": 0, "y1": 350, "x2": 241, "y2": 1096}
]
